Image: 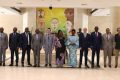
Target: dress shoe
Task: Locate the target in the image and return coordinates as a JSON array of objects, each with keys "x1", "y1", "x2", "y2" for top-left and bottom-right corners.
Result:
[
  {"x1": 22, "y1": 64, "x2": 24, "y2": 67},
  {"x1": 16, "y1": 64, "x2": 18, "y2": 67},
  {"x1": 38, "y1": 65, "x2": 40, "y2": 67},
  {"x1": 9, "y1": 64, "x2": 13, "y2": 66},
  {"x1": 0, "y1": 63, "x2": 2, "y2": 66},
  {"x1": 28, "y1": 64, "x2": 32, "y2": 66},
  {"x1": 85, "y1": 65, "x2": 90, "y2": 68},
  {"x1": 109, "y1": 65, "x2": 111, "y2": 68},
  {"x1": 91, "y1": 65, "x2": 94, "y2": 68},
  {"x1": 97, "y1": 65, "x2": 100, "y2": 68},
  {"x1": 49, "y1": 64, "x2": 52, "y2": 67},
  {"x1": 3, "y1": 63, "x2": 5, "y2": 66},
  {"x1": 79, "y1": 65, "x2": 81, "y2": 68},
  {"x1": 44, "y1": 64, "x2": 48, "y2": 67},
  {"x1": 115, "y1": 65, "x2": 118, "y2": 68},
  {"x1": 33, "y1": 65, "x2": 37, "y2": 67},
  {"x1": 104, "y1": 65, "x2": 106, "y2": 68}
]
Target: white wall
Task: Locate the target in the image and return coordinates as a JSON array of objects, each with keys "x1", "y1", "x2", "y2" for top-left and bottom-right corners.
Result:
[
  {"x1": 0, "y1": 14, "x2": 23, "y2": 34},
  {"x1": 88, "y1": 16, "x2": 112, "y2": 34}
]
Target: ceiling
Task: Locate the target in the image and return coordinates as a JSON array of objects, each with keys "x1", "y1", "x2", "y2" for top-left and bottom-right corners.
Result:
[{"x1": 0, "y1": 0, "x2": 120, "y2": 8}]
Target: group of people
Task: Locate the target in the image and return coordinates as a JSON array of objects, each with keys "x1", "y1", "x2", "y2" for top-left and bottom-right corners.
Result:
[{"x1": 0, "y1": 26, "x2": 120, "y2": 68}]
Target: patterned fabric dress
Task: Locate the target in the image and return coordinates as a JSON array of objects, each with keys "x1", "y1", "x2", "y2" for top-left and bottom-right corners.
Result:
[
  {"x1": 55, "y1": 37, "x2": 66, "y2": 67},
  {"x1": 66, "y1": 35, "x2": 79, "y2": 67}
]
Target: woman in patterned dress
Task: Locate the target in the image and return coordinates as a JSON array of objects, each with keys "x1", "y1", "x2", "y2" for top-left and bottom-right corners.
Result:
[{"x1": 66, "y1": 29, "x2": 79, "y2": 67}]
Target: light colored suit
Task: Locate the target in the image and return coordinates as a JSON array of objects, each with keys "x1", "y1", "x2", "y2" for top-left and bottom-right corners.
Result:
[
  {"x1": 0, "y1": 32, "x2": 8, "y2": 64},
  {"x1": 102, "y1": 33, "x2": 114, "y2": 66},
  {"x1": 43, "y1": 33, "x2": 54, "y2": 64},
  {"x1": 31, "y1": 33, "x2": 43, "y2": 66}
]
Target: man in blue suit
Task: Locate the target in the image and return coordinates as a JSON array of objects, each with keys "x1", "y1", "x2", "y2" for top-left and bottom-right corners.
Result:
[
  {"x1": 91, "y1": 26, "x2": 102, "y2": 68},
  {"x1": 20, "y1": 27, "x2": 32, "y2": 67},
  {"x1": 79, "y1": 28, "x2": 91, "y2": 68},
  {"x1": 9, "y1": 27, "x2": 20, "y2": 66}
]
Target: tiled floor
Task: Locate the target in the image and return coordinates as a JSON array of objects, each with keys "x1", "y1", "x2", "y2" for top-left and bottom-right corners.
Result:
[{"x1": 1, "y1": 49, "x2": 120, "y2": 80}]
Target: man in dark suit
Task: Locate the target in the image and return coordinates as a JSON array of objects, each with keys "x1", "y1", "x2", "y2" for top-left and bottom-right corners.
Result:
[
  {"x1": 77, "y1": 28, "x2": 82, "y2": 36},
  {"x1": 91, "y1": 26, "x2": 102, "y2": 68},
  {"x1": 79, "y1": 28, "x2": 91, "y2": 68},
  {"x1": 114, "y1": 28, "x2": 120, "y2": 68},
  {"x1": 9, "y1": 27, "x2": 20, "y2": 66},
  {"x1": 20, "y1": 27, "x2": 32, "y2": 67}
]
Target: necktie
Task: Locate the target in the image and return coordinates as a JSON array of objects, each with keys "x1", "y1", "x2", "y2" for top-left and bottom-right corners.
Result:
[
  {"x1": 107, "y1": 34, "x2": 109, "y2": 40},
  {"x1": 96, "y1": 32, "x2": 98, "y2": 37},
  {"x1": 27, "y1": 33, "x2": 29, "y2": 45}
]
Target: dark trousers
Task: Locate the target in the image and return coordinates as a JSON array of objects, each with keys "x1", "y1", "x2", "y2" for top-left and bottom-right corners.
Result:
[
  {"x1": 21, "y1": 45, "x2": 31, "y2": 64},
  {"x1": 10, "y1": 48, "x2": 19, "y2": 64},
  {"x1": 91, "y1": 47, "x2": 100, "y2": 66},
  {"x1": 79, "y1": 48, "x2": 88, "y2": 66}
]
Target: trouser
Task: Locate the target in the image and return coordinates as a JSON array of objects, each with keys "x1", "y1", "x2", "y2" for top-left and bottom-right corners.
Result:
[
  {"x1": 45, "y1": 50, "x2": 52, "y2": 64},
  {"x1": 103, "y1": 47, "x2": 112, "y2": 66},
  {"x1": 33, "y1": 48, "x2": 40, "y2": 66},
  {"x1": 79, "y1": 48, "x2": 88, "y2": 66},
  {"x1": 21, "y1": 45, "x2": 31, "y2": 64},
  {"x1": 114, "y1": 49, "x2": 120, "y2": 66},
  {"x1": 0, "y1": 47, "x2": 6, "y2": 64},
  {"x1": 91, "y1": 47, "x2": 100, "y2": 66},
  {"x1": 10, "y1": 48, "x2": 19, "y2": 64}
]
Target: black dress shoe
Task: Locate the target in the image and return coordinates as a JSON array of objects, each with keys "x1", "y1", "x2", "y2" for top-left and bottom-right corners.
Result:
[
  {"x1": 91, "y1": 65, "x2": 94, "y2": 68},
  {"x1": 38, "y1": 65, "x2": 40, "y2": 67},
  {"x1": 0, "y1": 63, "x2": 2, "y2": 66},
  {"x1": 85, "y1": 65, "x2": 90, "y2": 68},
  {"x1": 33, "y1": 65, "x2": 37, "y2": 67},
  {"x1": 97, "y1": 65, "x2": 100, "y2": 68},
  {"x1": 104, "y1": 65, "x2": 106, "y2": 68},
  {"x1": 22, "y1": 64, "x2": 24, "y2": 67},
  {"x1": 115, "y1": 65, "x2": 118, "y2": 68},
  {"x1": 109, "y1": 65, "x2": 111, "y2": 68},
  {"x1": 16, "y1": 64, "x2": 18, "y2": 67},
  {"x1": 44, "y1": 64, "x2": 48, "y2": 67},
  {"x1": 3, "y1": 63, "x2": 5, "y2": 66},
  {"x1": 28, "y1": 64, "x2": 32, "y2": 66},
  {"x1": 49, "y1": 64, "x2": 52, "y2": 67},
  {"x1": 79, "y1": 65, "x2": 81, "y2": 68},
  {"x1": 9, "y1": 64, "x2": 13, "y2": 66}
]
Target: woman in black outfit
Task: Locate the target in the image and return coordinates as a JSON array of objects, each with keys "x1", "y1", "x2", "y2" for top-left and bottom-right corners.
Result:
[{"x1": 56, "y1": 30, "x2": 66, "y2": 67}]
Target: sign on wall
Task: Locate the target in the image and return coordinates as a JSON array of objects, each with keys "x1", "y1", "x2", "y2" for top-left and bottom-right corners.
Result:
[{"x1": 36, "y1": 8, "x2": 74, "y2": 35}]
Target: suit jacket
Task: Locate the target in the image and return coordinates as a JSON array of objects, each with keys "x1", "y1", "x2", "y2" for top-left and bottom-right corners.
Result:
[
  {"x1": 31, "y1": 33, "x2": 43, "y2": 50},
  {"x1": 102, "y1": 33, "x2": 114, "y2": 49},
  {"x1": 0, "y1": 32, "x2": 8, "y2": 49},
  {"x1": 79, "y1": 33, "x2": 91, "y2": 48},
  {"x1": 115, "y1": 34, "x2": 120, "y2": 49},
  {"x1": 9, "y1": 32, "x2": 20, "y2": 49},
  {"x1": 91, "y1": 32, "x2": 102, "y2": 48},
  {"x1": 43, "y1": 33, "x2": 54, "y2": 52},
  {"x1": 20, "y1": 32, "x2": 32, "y2": 49}
]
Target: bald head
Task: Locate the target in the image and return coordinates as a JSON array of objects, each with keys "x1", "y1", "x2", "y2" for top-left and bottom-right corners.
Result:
[{"x1": 83, "y1": 27, "x2": 87, "y2": 33}]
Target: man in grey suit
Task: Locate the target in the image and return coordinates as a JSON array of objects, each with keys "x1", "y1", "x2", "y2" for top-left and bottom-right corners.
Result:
[
  {"x1": 102, "y1": 28, "x2": 114, "y2": 68},
  {"x1": 0, "y1": 27, "x2": 8, "y2": 66},
  {"x1": 31, "y1": 29, "x2": 43, "y2": 67},
  {"x1": 43, "y1": 28, "x2": 54, "y2": 67}
]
